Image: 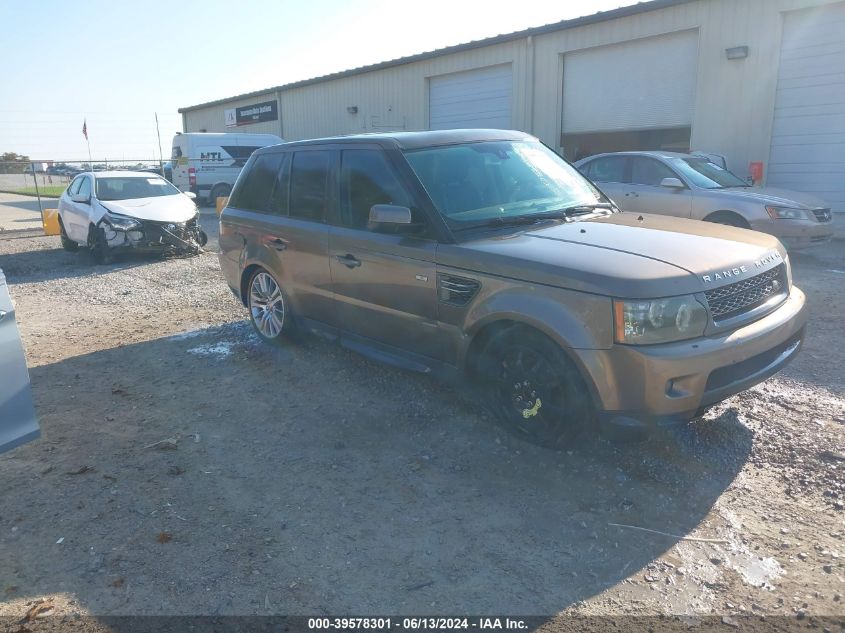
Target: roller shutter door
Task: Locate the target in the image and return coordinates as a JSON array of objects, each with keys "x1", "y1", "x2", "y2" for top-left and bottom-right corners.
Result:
[
  {"x1": 768, "y1": 2, "x2": 845, "y2": 212},
  {"x1": 429, "y1": 65, "x2": 512, "y2": 130},
  {"x1": 562, "y1": 30, "x2": 699, "y2": 134}
]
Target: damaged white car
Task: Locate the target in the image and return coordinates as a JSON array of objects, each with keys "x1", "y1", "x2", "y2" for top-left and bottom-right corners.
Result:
[{"x1": 57, "y1": 171, "x2": 208, "y2": 263}]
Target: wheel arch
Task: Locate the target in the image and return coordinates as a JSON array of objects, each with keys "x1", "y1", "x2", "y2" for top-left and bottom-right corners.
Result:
[
  {"x1": 703, "y1": 209, "x2": 751, "y2": 228},
  {"x1": 463, "y1": 316, "x2": 603, "y2": 410},
  {"x1": 210, "y1": 181, "x2": 233, "y2": 195},
  {"x1": 239, "y1": 262, "x2": 264, "y2": 306}
]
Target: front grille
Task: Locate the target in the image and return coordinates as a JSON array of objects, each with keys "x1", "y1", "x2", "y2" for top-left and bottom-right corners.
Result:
[
  {"x1": 812, "y1": 208, "x2": 832, "y2": 222},
  {"x1": 705, "y1": 264, "x2": 787, "y2": 321}
]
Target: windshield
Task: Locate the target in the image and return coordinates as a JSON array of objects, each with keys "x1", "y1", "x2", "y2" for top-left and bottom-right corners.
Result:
[
  {"x1": 671, "y1": 158, "x2": 749, "y2": 189},
  {"x1": 96, "y1": 176, "x2": 181, "y2": 201},
  {"x1": 403, "y1": 141, "x2": 606, "y2": 227}
]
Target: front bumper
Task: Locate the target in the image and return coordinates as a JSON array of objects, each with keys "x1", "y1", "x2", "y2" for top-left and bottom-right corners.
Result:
[
  {"x1": 751, "y1": 218, "x2": 833, "y2": 249},
  {"x1": 102, "y1": 217, "x2": 204, "y2": 252},
  {"x1": 577, "y1": 286, "x2": 807, "y2": 429}
]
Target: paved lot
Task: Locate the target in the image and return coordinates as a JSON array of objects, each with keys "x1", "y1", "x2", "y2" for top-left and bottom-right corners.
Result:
[
  {"x1": 0, "y1": 193, "x2": 50, "y2": 233},
  {"x1": 0, "y1": 228, "x2": 842, "y2": 622}
]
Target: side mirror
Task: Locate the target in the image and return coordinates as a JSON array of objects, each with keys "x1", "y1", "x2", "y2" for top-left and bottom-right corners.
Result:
[
  {"x1": 70, "y1": 193, "x2": 90, "y2": 204},
  {"x1": 184, "y1": 191, "x2": 197, "y2": 200},
  {"x1": 660, "y1": 177, "x2": 685, "y2": 189},
  {"x1": 369, "y1": 204, "x2": 412, "y2": 225}
]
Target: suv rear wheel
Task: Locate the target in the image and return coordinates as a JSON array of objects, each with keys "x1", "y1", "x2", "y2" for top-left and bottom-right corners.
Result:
[
  {"x1": 478, "y1": 326, "x2": 594, "y2": 448},
  {"x1": 247, "y1": 269, "x2": 295, "y2": 344}
]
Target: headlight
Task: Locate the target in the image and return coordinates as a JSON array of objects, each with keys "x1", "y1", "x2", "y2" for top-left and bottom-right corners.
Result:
[
  {"x1": 613, "y1": 295, "x2": 708, "y2": 344},
  {"x1": 766, "y1": 206, "x2": 809, "y2": 220},
  {"x1": 102, "y1": 212, "x2": 142, "y2": 231}
]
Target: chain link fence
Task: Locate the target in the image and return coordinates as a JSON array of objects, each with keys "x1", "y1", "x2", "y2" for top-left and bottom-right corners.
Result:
[{"x1": 0, "y1": 159, "x2": 171, "y2": 199}]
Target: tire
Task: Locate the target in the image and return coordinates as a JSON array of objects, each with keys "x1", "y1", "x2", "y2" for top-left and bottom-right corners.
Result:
[
  {"x1": 477, "y1": 326, "x2": 594, "y2": 448},
  {"x1": 87, "y1": 225, "x2": 113, "y2": 265},
  {"x1": 705, "y1": 211, "x2": 749, "y2": 229},
  {"x1": 209, "y1": 184, "x2": 231, "y2": 207},
  {"x1": 58, "y1": 217, "x2": 79, "y2": 252},
  {"x1": 247, "y1": 268, "x2": 296, "y2": 344}
]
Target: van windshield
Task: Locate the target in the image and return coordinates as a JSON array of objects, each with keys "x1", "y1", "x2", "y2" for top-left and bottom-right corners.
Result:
[
  {"x1": 171, "y1": 145, "x2": 183, "y2": 160},
  {"x1": 96, "y1": 176, "x2": 182, "y2": 201},
  {"x1": 403, "y1": 141, "x2": 606, "y2": 228}
]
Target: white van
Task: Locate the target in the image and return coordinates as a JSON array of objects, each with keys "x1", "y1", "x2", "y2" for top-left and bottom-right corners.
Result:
[{"x1": 171, "y1": 132, "x2": 283, "y2": 204}]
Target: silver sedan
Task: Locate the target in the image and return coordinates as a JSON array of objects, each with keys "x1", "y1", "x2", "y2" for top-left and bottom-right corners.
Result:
[{"x1": 575, "y1": 151, "x2": 834, "y2": 249}]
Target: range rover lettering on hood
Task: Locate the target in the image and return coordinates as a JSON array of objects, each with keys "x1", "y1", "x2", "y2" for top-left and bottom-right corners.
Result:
[{"x1": 701, "y1": 251, "x2": 783, "y2": 284}]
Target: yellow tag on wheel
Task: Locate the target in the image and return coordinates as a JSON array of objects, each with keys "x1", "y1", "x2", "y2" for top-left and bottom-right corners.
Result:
[{"x1": 522, "y1": 398, "x2": 542, "y2": 419}]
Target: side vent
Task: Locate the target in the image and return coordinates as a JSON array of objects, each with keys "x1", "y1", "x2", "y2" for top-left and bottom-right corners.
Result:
[{"x1": 437, "y1": 274, "x2": 480, "y2": 306}]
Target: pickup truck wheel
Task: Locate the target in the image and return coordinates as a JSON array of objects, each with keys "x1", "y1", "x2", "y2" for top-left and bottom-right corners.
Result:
[
  {"x1": 58, "y1": 218, "x2": 79, "y2": 252},
  {"x1": 247, "y1": 269, "x2": 295, "y2": 344},
  {"x1": 479, "y1": 327, "x2": 594, "y2": 448}
]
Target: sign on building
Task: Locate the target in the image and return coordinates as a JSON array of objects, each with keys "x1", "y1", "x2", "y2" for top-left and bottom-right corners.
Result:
[{"x1": 225, "y1": 100, "x2": 278, "y2": 127}]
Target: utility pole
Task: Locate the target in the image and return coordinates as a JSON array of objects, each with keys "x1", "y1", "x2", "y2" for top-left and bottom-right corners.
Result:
[{"x1": 155, "y1": 113, "x2": 165, "y2": 178}]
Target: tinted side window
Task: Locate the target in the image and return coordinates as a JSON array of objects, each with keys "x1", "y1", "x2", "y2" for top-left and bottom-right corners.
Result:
[
  {"x1": 76, "y1": 176, "x2": 91, "y2": 200},
  {"x1": 268, "y1": 153, "x2": 291, "y2": 216},
  {"x1": 290, "y1": 151, "x2": 330, "y2": 222},
  {"x1": 229, "y1": 153, "x2": 283, "y2": 212},
  {"x1": 631, "y1": 157, "x2": 677, "y2": 186},
  {"x1": 589, "y1": 156, "x2": 628, "y2": 183},
  {"x1": 340, "y1": 150, "x2": 412, "y2": 230}
]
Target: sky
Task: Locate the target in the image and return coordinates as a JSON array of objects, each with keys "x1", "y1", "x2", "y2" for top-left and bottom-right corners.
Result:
[{"x1": 1, "y1": 0, "x2": 631, "y2": 162}]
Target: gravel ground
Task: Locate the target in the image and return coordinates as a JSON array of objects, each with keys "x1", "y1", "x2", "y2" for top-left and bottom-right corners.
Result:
[{"x1": 0, "y1": 227, "x2": 842, "y2": 622}]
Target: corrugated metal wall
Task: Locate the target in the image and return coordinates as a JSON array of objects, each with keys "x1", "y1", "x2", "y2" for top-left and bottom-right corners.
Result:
[
  {"x1": 184, "y1": 92, "x2": 282, "y2": 137},
  {"x1": 183, "y1": 0, "x2": 840, "y2": 182}
]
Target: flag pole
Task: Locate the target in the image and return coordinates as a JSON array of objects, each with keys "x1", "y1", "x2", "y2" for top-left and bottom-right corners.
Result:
[{"x1": 84, "y1": 117, "x2": 92, "y2": 169}]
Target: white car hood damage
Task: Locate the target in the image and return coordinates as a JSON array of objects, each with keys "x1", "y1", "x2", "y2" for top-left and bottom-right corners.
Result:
[{"x1": 99, "y1": 194, "x2": 197, "y2": 223}]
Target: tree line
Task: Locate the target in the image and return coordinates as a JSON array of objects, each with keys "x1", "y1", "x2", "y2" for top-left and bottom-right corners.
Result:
[{"x1": 0, "y1": 152, "x2": 31, "y2": 173}]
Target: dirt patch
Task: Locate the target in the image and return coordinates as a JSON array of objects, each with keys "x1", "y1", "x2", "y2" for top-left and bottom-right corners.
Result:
[{"x1": 0, "y1": 233, "x2": 842, "y2": 619}]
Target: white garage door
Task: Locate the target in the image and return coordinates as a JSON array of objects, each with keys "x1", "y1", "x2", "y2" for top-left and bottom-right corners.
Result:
[
  {"x1": 562, "y1": 30, "x2": 699, "y2": 133},
  {"x1": 768, "y1": 2, "x2": 845, "y2": 213},
  {"x1": 429, "y1": 65, "x2": 512, "y2": 130}
]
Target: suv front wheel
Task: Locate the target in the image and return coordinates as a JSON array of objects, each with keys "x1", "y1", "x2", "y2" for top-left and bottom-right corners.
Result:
[
  {"x1": 247, "y1": 269, "x2": 295, "y2": 344},
  {"x1": 478, "y1": 326, "x2": 594, "y2": 448}
]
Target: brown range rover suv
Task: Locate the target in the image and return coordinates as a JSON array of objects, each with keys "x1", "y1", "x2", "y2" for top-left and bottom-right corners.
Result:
[{"x1": 218, "y1": 129, "x2": 807, "y2": 446}]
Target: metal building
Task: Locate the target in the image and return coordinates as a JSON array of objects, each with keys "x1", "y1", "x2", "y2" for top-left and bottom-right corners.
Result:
[{"x1": 179, "y1": 0, "x2": 845, "y2": 212}]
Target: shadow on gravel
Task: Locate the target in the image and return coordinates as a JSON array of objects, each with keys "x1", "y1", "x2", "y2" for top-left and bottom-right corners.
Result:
[
  {"x1": 0, "y1": 245, "x2": 197, "y2": 284},
  {"x1": 0, "y1": 324, "x2": 751, "y2": 616}
]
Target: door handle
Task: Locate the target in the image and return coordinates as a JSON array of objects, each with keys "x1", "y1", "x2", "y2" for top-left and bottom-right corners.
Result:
[
  {"x1": 0, "y1": 310, "x2": 6, "y2": 323},
  {"x1": 335, "y1": 254, "x2": 361, "y2": 269},
  {"x1": 265, "y1": 237, "x2": 287, "y2": 251}
]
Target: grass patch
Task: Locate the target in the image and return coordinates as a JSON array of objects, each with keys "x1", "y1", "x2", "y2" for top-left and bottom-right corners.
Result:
[{"x1": 0, "y1": 185, "x2": 64, "y2": 198}]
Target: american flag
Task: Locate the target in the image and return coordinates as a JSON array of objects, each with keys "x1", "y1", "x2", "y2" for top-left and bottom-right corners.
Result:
[{"x1": 82, "y1": 119, "x2": 88, "y2": 140}]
